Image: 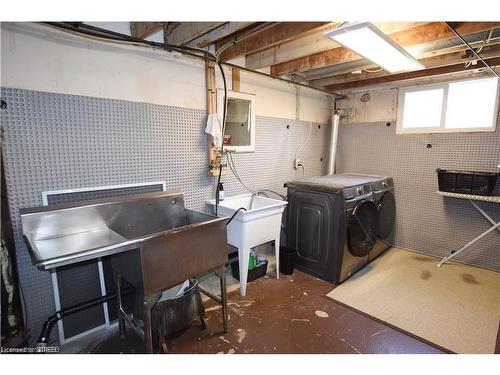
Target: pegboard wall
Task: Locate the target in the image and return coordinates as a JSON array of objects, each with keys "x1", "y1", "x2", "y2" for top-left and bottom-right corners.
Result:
[
  {"x1": 46, "y1": 183, "x2": 164, "y2": 205},
  {"x1": 0, "y1": 87, "x2": 329, "y2": 343},
  {"x1": 336, "y1": 120, "x2": 500, "y2": 272}
]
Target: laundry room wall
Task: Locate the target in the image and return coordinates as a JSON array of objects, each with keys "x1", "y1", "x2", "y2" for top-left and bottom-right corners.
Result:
[
  {"x1": 0, "y1": 22, "x2": 332, "y2": 344},
  {"x1": 336, "y1": 87, "x2": 500, "y2": 272},
  {"x1": 0, "y1": 22, "x2": 332, "y2": 123}
]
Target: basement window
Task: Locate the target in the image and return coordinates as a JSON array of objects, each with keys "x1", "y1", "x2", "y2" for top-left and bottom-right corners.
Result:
[{"x1": 396, "y1": 77, "x2": 499, "y2": 134}]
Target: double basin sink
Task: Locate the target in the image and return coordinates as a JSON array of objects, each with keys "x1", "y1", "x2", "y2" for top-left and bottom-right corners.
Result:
[{"x1": 21, "y1": 191, "x2": 228, "y2": 276}]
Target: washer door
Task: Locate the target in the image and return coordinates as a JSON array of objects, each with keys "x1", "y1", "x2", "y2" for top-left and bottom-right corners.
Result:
[
  {"x1": 347, "y1": 200, "x2": 378, "y2": 257},
  {"x1": 377, "y1": 191, "x2": 396, "y2": 240}
]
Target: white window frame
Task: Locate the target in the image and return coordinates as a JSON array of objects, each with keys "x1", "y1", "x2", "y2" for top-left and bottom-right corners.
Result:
[
  {"x1": 217, "y1": 89, "x2": 256, "y2": 153},
  {"x1": 396, "y1": 77, "x2": 499, "y2": 134}
]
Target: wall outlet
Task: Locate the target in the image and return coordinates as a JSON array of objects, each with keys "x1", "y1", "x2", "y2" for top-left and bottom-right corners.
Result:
[
  {"x1": 294, "y1": 159, "x2": 301, "y2": 169},
  {"x1": 340, "y1": 107, "x2": 353, "y2": 118}
]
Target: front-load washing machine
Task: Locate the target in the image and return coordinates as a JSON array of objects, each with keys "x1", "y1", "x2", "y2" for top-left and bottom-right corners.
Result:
[
  {"x1": 285, "y1": 175, "x2": 379, "y2": 283},
  {"x1": 342, "y1": 174, "x2": 396, "y2": 262}
]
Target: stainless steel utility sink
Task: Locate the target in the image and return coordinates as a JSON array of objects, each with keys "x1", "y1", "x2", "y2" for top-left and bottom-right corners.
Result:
[
  {"x1": 21, "y1": 191, "x2": 227, "y2": 270},
  {"x1": 21, "y1": 191, "x2": 230, "y2": 353},
  {"x1": 108, "y1": 205, "x2": 215, "y2": 240}
]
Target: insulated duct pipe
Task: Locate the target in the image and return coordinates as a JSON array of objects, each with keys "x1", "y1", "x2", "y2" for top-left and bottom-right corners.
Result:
[{"x1": 328, "y1": 109, "x2": 341, "y2": 175}]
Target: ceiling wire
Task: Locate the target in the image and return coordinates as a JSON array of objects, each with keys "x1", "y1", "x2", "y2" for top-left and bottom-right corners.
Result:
[
  {"x1": 214, "y1": 22, "x2": 280, "y2": 58},
  {"x1": 445, "y1": 22, "x2": 500, "y2": 78},
  {"x1": 464, "y1": 29, "x2": 492, "y2": 68}
]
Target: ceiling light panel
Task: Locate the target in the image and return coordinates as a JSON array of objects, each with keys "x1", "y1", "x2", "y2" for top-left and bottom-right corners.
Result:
[{"x1": 325, "y1": 22, "x2": 424, "y2": 73}]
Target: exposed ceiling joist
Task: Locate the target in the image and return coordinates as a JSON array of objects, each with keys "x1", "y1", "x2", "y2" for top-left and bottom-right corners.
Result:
[
  {"x1": 186, "y1": 22, "x2": 256, "y2": 48},
  {"x1": 130, "y1": 22, "x2": 165, "y2": 39},
  {"x1": 308, "y1": 35, "x2": 500, "y2": 86},
  {"x1": 319, "y1": 45, "x2": 500, "y2": 88},
  {"x1": 245, "y1": 22, "x2": 425, "y2": 70},
  {"x1": 164, "y1": 22, "x2": 226, "y2": 45},
  {"x1": 216, "y1": 22, "x2": 330, "y2": 61},
  {"x1": 245, "y1": 22, "x2": 340, "y2": 69},
  {"x1": 270, "y1": 22, "x2": 500, "y2": 77},
  {"x1": 325, "y1": 56, "x2": 500, "y2": 91}
]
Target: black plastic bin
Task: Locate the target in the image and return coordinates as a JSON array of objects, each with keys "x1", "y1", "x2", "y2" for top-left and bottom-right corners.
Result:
[
  {"x1": 231, "y1": 260, "x2": 268, "y2": 282},
  {"x1": 279, "y1": 246, "x2": 297, "y2": 275},
  {"x1": 437, "y1": 168, "x2": 499, "y2": 196},
  {"x1": 151, "y1": 279, "x2": 205, "y2": 337}
]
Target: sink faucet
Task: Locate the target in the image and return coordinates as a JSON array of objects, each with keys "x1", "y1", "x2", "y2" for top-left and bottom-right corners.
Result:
[{"x1": 250, "y1": 194, "x2": 256, "y2": 209}]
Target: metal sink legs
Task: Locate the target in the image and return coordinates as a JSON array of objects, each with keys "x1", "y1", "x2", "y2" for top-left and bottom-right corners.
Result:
[{"x1": 115, "y1": 265, "x2": 229, "y2": 353}]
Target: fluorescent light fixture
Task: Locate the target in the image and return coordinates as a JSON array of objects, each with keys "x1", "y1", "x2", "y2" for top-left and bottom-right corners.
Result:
[{"x1": 324, "y1": 22, "x2": 424, "y2": 73}]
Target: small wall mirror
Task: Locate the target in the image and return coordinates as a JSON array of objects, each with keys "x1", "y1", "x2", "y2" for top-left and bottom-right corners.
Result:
[{"x1": 217, "y1": 89, "x2": 256, "y2": 153}]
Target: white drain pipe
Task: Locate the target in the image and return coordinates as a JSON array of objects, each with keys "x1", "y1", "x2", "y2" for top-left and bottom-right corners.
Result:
[{"x1": 327, "y1": 109, "x2": 341, "y2": 175}]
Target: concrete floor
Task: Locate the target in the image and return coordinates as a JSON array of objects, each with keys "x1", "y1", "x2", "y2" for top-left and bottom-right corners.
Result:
[{"x1": 90, "y1": 270, "x2": 447, "y2": 354}]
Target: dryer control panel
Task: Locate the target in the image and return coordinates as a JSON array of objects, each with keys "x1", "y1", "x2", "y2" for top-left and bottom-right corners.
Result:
[
  {"x1": 372, "y1": 178, "x2": 394, "y2": 192},
  {"x1": 343, "y1": 184, "x2": 372, "y2": 201}
]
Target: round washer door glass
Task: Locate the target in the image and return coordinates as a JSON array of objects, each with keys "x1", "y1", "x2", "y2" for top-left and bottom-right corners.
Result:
[
  {"x1": 348, "y1": 200, "x2": 379, "y2": 257},
  {"x1": 378, "y1": 191, "x2": 396, "y2": 240}
]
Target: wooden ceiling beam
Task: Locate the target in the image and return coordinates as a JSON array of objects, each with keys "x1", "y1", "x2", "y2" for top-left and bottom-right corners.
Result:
[
  {"x1": 246, "y1": 22, "x2": 425, "y2": 70},
  {"x1": 309, "y1": 42, "x2": 500, "y2": 87},
  {"x1": 270, "y1": 22, "x2": 500, "y2": 76},
  {"x1": 186, "y1": 22, "x2": 256, "y2": 48},
  {"x1": 164, "y1": 22, "x2": 226, "y2": 45},
  {"x1": 216, "y1": 22, "x2": 330, "y2": 61},
  {"x1": 130, "y1": 22, "x2": 165, "y2": 39},
  {"x1": 325, "y1": 56, "x2": 500, "y2": 91}
]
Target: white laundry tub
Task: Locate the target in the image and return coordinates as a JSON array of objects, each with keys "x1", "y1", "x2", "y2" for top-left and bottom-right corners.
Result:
[{"x1": 207, "y1": 194, "x2": 287, "y2": 296}]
